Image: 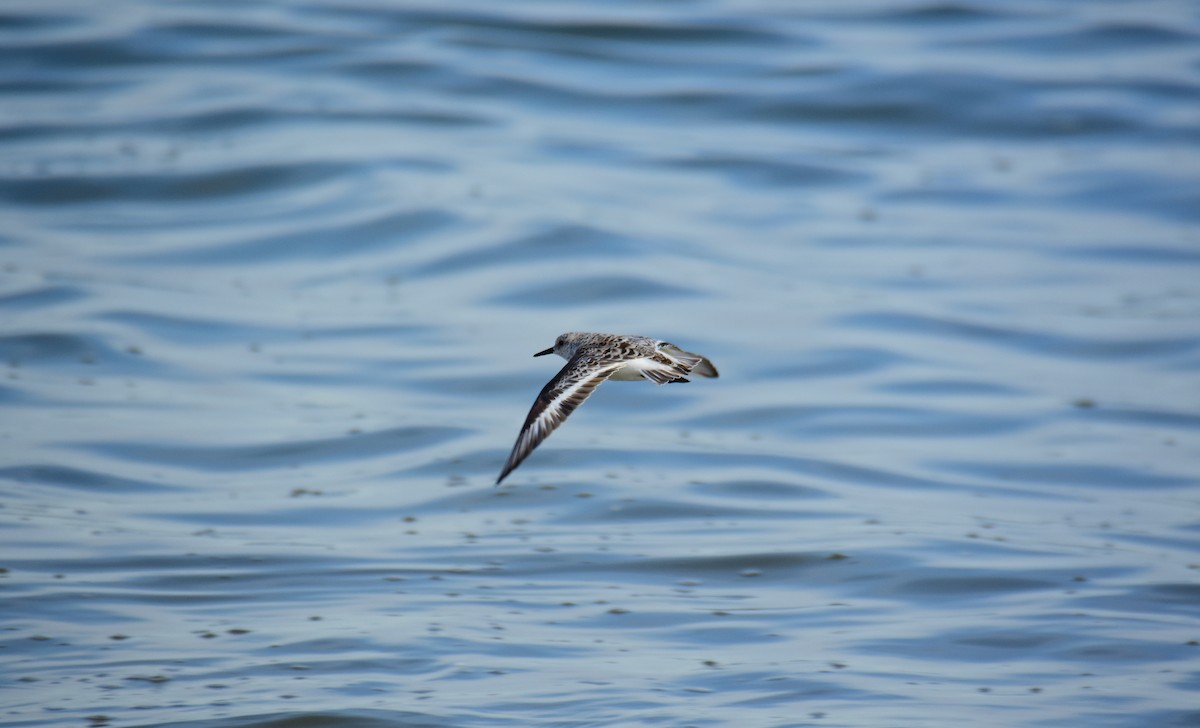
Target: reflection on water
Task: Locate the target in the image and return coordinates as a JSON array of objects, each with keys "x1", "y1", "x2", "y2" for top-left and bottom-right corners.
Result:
[{"x1": 2, "y1": 1, "x2": 1199, "y2": 727}]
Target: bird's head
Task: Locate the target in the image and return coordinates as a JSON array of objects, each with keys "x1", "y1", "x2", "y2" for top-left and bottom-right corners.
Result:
[{"x1": 534, "y1": 332, "x2": 585, "y2": 360}]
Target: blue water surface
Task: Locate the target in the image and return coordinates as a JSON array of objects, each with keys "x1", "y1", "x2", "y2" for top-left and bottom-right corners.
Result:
[{"x1": 1, "y1": 1, "x2": 1199, "y2": 727}]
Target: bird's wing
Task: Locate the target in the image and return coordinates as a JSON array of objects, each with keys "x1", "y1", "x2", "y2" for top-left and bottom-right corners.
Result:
[{"x1": 496, "y1": 354, "x2": 624, "y2": 484}]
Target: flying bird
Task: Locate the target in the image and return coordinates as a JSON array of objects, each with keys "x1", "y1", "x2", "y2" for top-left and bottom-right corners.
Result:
[{"x1": 496, "y1": 332, "x2": 718, "y2": 485}]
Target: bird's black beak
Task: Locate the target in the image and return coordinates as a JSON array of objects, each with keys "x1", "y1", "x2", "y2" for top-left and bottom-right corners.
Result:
[{"x1": 533, "y1": 346, "x2": 555, "y2": 357}]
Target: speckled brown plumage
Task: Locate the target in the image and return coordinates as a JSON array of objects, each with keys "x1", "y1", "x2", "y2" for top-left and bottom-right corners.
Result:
[{"x1": 496, "y1": 332, "x2": 718, "y2": 485}]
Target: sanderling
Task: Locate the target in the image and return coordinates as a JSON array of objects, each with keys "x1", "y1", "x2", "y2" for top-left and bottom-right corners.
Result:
[{"x1": 496, "y1": 332, "x2": 718, "y2": 485}]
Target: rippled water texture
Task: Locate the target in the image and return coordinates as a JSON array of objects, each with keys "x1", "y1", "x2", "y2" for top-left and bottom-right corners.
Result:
[{"x1": 3, "y1": 1, "x2": 1199, "y2": 726}]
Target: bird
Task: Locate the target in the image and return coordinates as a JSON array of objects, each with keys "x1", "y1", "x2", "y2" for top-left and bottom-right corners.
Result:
[{"x1": 496, "y1": 332, "x2": 718, "y2": 485}]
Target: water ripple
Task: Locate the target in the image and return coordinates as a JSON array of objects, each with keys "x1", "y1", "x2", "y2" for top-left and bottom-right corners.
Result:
[
  {"x1": 412, "y1": 223, "x2": 646, "y2": 277},
  {"x1": 124, "y1": 710, "x2": 449, "y2": 728},
  {"x1": 489, "y1": 275, "x2": 698, "y2": 307},
  {"x1": 76, "y1": 426, "x2": 470, "y2": 471},
  {"x1": 119, "y1": 207, "x2": 457, "y2": 265},
  {"x1": 0, "y1": 464, "x2": 181, "y2": 494},
  {"x1": 0, "y1": 332, "x2": 159, "y2": 373},
  {"x1": 929, "y1": 460, "x2": 1196, "y2": 489},
  {"x1": 0, "y1": 284, "x2": 87, "y2": 311},
  {"x1": 0, "y1": 162, "x2": 364, "y2": 206},
  {"x1": 840, "y1": 311, "x2": 1200, "y2": 360}
]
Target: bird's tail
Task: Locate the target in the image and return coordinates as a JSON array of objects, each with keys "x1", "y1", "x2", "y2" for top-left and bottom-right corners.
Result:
[
  {"x1": 689, "y1": 355, "x2": 719, "y2": 378},
  {"x1": 663, "y1": 344, "x2": 719, "y2": 378}
]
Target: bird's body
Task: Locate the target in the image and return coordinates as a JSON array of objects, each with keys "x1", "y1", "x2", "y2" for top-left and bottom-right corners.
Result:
[{"x1": 496, "y1": 332, "x2": 718, "y2": 485}]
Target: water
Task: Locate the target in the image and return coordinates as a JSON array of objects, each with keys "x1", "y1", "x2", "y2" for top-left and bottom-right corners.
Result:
[{"x1": 2, "y1": 1, "x2": 1199, "y2": 726}]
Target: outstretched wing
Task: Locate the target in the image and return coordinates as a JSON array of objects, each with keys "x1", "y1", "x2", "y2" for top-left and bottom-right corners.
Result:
[{"x1": 496, "y1": 355, "x2": 624, "y2": 485}]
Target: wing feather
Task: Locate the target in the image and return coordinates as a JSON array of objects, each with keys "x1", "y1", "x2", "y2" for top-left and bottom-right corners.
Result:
[{"x1": 496, "y1": 355, "x2": 624, "y2": 484}]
